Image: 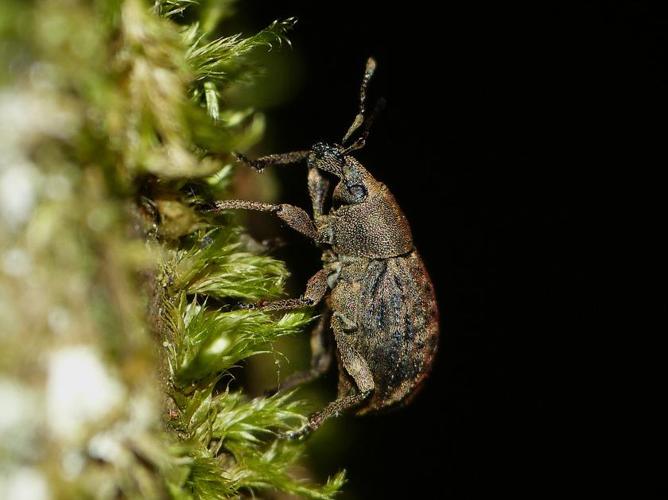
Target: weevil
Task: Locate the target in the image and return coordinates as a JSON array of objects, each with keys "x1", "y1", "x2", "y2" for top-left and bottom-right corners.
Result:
[{"x1": 212, "y1": 58, "x2": 439, "y2": 439}]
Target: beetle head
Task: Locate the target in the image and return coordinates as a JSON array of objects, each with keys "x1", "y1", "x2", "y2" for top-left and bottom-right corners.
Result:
[
  {"x1": 309, "y1": 141, "x2": 371, "y2": 205},
  {"x1": 308, "y1": 142, "x2": 346, "y2": 175},
  {"x1": 305, "y1": 57, "x2": 383, "y2": 205}
]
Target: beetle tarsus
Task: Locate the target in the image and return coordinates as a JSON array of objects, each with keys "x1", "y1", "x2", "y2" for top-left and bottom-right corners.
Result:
[
  {"x1": 233, "y1": 150, "x2": 310, "y2": 171},
  {"x1": 282, "y1": 423, "x2": 314, "y2": 441},
  {"x1": 233, "y1": 151, "x2": 265, "y2": 172}
]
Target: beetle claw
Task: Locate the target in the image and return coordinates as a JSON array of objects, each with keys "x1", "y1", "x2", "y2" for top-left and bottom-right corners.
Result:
[
  {"x1": 232, "y1": 152, "x2": 265, "y2": 172},
  {"x1": 281, "y1": 424, "x2": 312, "y2": 441}
]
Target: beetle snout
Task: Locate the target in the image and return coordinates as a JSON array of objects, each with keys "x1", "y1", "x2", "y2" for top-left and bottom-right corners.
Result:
[
  {"x1": 312, "y1": 141, "x2": 327, "y2": 158},
  {"x1": 308, "y1": 142, "x2": 345, "y2": 176}
]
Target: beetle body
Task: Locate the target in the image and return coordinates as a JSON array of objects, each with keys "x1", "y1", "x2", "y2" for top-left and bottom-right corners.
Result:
[
  {"x1": 213, "y1": 58, "x2": 439, "y2": 437},
  {"x1": 311, "y1": 147, "x2": 439, "y2": 415},
  {"x1": 328, "y1": 250, "x2": 439, "y2": 414}
]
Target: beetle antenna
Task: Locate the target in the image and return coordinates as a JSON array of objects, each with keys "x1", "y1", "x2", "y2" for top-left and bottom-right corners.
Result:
[
  {"x1": 343, "y1": 97, "x2": 386, "y2": 153},
  {"x1": 342, "y1": 57, "x2": 377, "y2": 145}
]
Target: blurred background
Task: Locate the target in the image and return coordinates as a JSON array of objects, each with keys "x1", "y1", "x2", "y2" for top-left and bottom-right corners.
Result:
[{"x1": 231, "y1": 1, "x2": 662, "y2": 498}]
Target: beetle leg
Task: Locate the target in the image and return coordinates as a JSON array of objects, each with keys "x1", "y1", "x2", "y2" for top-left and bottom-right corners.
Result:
[
  {"x1": 243, "y1": 268, "x2": 329, "y2": 312},
  {"x1": 333, "y1": 311, "x2": 356, "y2": 331},
  {"x1": 235, "y1": 151, "x2": 332, "y2": 220},
  {"x1": 211, "y1": 200, "x2": 318, "y2": 241},
  {"x1": 329, "y1": 313, "x2": 375, "y2": 395},
  {"x1": 284, "y1": 313, "x2": 374, "y2": 439},
  {"x1": 265, "y1": 307, "x2": 333, "y2": 396},
  {"x1": 233, "y1": 151, "x2": 309, "y2": 172},
  {"x1": 307, "y1": 167, "x2": 331, "y2": 218},
  {"x1": 285, "y1": 389, "x2": 371, "y2": 441}
]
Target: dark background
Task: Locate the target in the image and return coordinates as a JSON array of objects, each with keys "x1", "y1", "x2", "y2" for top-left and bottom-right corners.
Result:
[{"x1": 237, "y1": 1, "x2": 662, "y2": 498}]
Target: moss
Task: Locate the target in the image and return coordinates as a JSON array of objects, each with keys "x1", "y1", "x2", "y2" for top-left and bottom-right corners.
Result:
[{"x1": 0, "y1": 0, "x2": 343, "y2": 498}]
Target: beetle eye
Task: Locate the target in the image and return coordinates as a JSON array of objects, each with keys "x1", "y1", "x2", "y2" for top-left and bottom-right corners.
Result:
[{"x1": 349, "y1": 184, "x2": 367, "y2": 201}]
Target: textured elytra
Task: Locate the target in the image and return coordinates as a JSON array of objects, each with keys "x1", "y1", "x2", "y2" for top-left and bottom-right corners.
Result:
[{"x1": 328, "y1": 250, "x2": 439, "y2": 414}]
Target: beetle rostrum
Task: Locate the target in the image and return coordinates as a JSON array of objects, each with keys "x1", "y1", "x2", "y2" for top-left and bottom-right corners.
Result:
[{"x1": 212, "y1": 57, "x2": 439, "y2": 439}]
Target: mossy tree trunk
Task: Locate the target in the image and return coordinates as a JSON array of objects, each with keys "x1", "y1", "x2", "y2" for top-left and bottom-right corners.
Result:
[{"x1": 0, "y1": 1, "x2": 343, "y2": 498}]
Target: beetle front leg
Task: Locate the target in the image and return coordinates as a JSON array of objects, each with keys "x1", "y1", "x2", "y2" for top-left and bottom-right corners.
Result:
[
  {"x1": 234, "y1": 151, "x2": 309, "y2": 172},
  {"x1": 307, "y1": 167, "x2": 332, "y2": 219},
  {"x1": 211, "y1": 200, "x2": 318, "y2": 241},
  {"x1": 234, "y1": 152, "x2": 332, "y2": 221}
]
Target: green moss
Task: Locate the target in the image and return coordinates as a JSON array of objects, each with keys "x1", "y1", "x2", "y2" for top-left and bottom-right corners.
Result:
[{"x1": 0, "y1": 0, "x2": 343, "y2": 498}]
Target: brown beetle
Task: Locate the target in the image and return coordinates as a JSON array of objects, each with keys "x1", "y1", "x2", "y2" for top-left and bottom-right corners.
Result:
[{"x1": 213, "y1": 58, "x2": 439, "y2": 438}]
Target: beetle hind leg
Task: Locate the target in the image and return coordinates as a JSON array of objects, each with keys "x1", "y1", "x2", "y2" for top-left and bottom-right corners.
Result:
[
  {"x1": 285, "y1": 388, "x2": 372, "y2": 440},
  {"x1": 283, "y1": 312, "x2": 375, "y2": 440},
  {"x1": 265, "y1": 308, "x2": 333, "y2": 396}
]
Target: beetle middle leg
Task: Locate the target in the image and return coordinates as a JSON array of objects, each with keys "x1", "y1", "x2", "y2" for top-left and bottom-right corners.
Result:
[
  {"x1": 243, "y1": 268, "x2": 329, "y2": 312},
  {"x1": 265, "y1": 307, "x2": 333, "y2": 396},
  {"x1": 233, "y1": 150, "x2": 309, "y2": 172}
]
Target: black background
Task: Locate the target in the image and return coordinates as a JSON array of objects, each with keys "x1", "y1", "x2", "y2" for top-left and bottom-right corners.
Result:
[{"x1": 237, "y1": 1, "x2": 662, "y2": 498}]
